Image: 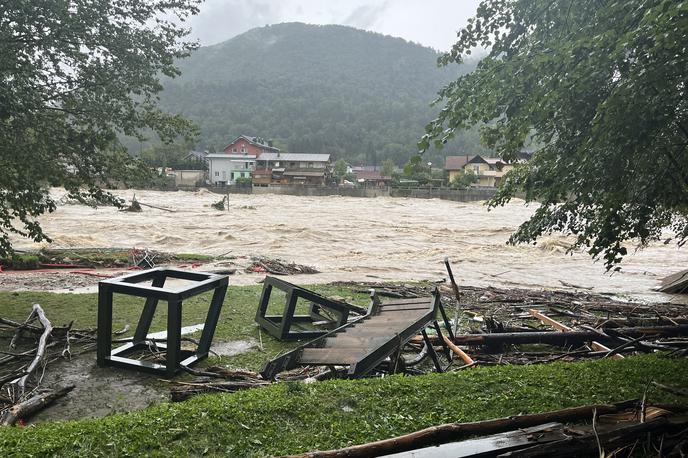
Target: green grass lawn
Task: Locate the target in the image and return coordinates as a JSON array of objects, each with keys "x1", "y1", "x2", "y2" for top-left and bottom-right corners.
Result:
[
  {"x1": 0, "y1": 284, "x2": 372, "y2": 370},
  {"x1": 0, "y1": 355, "x2": 685, "y2": 457}
]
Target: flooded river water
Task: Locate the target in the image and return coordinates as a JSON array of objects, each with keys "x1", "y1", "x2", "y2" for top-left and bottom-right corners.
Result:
[{"x1": 9, "y1": 188, "x2": 688, "y2": 302}]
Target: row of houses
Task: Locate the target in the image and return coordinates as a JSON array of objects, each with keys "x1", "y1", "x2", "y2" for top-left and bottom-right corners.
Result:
[
  {"x1": 444, "y1": 153, "x2": 531, "y2": 187},
  {"x1": 187, "y1": 135, "x2": 393, "y2": 188},
  {"x1": 191, "y1": 135, "x2": 331, "y2": 187}
]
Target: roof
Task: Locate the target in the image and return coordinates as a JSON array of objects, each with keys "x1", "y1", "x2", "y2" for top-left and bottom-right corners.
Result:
[
  {"x1": 223, "y1": 135, "x2": 280, "y2": 152},
  {"x1": 283, "y1": 170, "x2": 325, "y2": 177},
  {"x1": 184, "y1": 150, "x2": 208, "y2": 160},
  {"x1": 355, "y1": 170, "x2": 391, "y2": 181},
  {"x1": 351, "y1": 165, "x2": 380, "y2": 172},
  {"x1": 206, "y1": 154, "x2": 257, "y2": 160},
  {"x1": 445, "y1": 155, "x2": 474, "y2": 170},
  {"x1": 257, "y1": 153, "x2": 331, "y2": 162}
]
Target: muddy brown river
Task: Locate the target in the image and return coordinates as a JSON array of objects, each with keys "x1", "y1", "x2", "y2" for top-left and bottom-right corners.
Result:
[{"x1": 7, "y1": 188, "x2": 686, "y2": 302}]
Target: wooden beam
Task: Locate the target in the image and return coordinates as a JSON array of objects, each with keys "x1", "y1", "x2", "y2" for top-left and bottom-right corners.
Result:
[
  {"x1": 442, "y1": 334, "x2": 475, "y2": 365},
  {"x1": 529, "y1": 309, "x2": 623, "y2": 359}
]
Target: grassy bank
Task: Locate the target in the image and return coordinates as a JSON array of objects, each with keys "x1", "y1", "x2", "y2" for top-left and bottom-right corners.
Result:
[
  {"x1": 0, "y1": 249, "x2": 217, "y2": 270},
  {"x1": 0, "y1": 284, "x2": 372, "y2": 370},
  {"x1": 0, "y1": 354, "x2": 685, "y2": 456}
]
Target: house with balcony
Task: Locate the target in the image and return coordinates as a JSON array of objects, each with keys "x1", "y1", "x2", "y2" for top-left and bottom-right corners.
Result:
[
  {"x1": 254, "y1": 152, "x2": 331, "y2": 186},
  {"x1": 463, "y1": 153, "x2": 531, "y2": 187},
  {"x1": 206, "y1": 153, "x2": 256, "y2": 186}
]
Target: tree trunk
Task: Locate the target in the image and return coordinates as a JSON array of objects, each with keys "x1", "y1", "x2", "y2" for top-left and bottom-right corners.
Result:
[
  {"x1": 285, "y1": 400, "x2": 638, "y2": 458},
  {"x1": 0, "y1": 385, "x2": 75, "y2": 426}
]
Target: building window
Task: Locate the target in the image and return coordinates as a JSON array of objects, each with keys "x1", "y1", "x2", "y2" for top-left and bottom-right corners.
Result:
[
  {"x1": 245, "y1": 162, "x2": 250, "y2": 169},
  {"x1": 308, "y1": 162, "x2": 313, "y2": 168},
  {"x1": 215, "y1": 171, "x2": 219, "y2": 177},
  {"x1": 233, "y1": 148, "x2": 237, "y2": 152}
]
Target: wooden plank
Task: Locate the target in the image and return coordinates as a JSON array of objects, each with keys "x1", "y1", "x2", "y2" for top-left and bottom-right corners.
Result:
[
  {"x1": 381, "y1": 297, "x2": 432, "y2": 306},
  {"x1": 378, "y1": 305, "x2": 431, "y2": 312},
  {"x1": 529, "y1": 309, "x2": 572, "y2": 332},
  {"x1": 442, "y1": 334, "x2": 475, "y2": 365},
  {"x1": 323, "y1": 336, "x2": 389, "y2": 348},
  {"x1": 299, "y1": 348, "x2": 368, "y2": 365}
]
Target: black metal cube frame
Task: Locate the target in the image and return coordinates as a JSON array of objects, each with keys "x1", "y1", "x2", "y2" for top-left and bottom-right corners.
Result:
[
  {"x1": 255, "y1": 276, "x2": 367, "y2": 340},
  {"x1": 97, "y1": 267, "x2": 228, "y2": 377}
]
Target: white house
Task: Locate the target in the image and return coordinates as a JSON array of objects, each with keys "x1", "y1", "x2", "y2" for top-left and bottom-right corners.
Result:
[{"x1": 206, "y1": 154, "x2": 256, "y2": 186}]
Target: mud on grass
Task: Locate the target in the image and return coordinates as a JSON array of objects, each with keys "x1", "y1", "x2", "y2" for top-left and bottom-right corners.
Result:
[{"x1": 0, "y1": 354, "x2": 687, "y2": 457}]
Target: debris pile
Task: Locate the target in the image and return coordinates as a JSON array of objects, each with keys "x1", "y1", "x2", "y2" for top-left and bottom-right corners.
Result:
[
  {"x1": 329, "y1": 279, "x2": 688, "y2": 369},
  {"x1": 211, "y1": 196, "x2": 227, "y2": 211},
  {"x1": 0, "y1": 304, "x2": 102, "y2": 425},
  {"x1": 245, "y1": 257, "x2": 319, "y2": 275},
  {"x1": 168, "y1": 367, "x2": 269, "y2": 401}
]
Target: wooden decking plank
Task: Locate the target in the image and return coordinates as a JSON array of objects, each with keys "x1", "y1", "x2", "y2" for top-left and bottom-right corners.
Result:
[
  {"x1": 299, "y1": 348, "x2": 368, "y2": 365},
  {"x1": 323, "y1": 336, "x2": 389, "y2": 348},
  {"x1": 381, "y1": 297, "x2": 432, "y2": 305}
]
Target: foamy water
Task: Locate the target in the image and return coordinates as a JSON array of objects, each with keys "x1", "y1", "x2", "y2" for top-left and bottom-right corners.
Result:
[{"x1": 9, "y1": 188, "x2": 687, "y2": 302}]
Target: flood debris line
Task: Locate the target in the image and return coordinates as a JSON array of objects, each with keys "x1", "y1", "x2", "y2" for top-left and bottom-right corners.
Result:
[
  {"x1": 0, "y1": 304, "x2": 99, "y2": 425},
  {"x1": 245, "y1": 256, "x2": 319, "y2": 275},
  {"x1": 167, "y1": 366, "x2": 269, "y2": 401},
  {"x1": 286, "y1": 400, "x2": 688, "y2": 458}
]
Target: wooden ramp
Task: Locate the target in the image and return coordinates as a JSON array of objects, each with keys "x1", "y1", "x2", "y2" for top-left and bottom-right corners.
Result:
[{"x1": 261, "y1": 291, "x2": 443, "y2": 379}]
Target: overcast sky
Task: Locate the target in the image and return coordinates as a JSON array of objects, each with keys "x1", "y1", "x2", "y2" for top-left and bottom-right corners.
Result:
[{"x1": 185, "y1": 0, "x2": 481, "y2": 51}]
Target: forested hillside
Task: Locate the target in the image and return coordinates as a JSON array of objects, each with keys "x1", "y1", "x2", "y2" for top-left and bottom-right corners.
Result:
[{"x1": 158, "y1": 22, "x2": 485, "y2": 165}]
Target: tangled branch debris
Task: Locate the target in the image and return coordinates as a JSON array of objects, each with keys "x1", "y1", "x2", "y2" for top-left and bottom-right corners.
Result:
[
  {"x1": 246, "y1": 257, "x2": 319, "y2": 275},
  {"x1": 0, "y1": 305, "x2": 97, "y2": 425}
]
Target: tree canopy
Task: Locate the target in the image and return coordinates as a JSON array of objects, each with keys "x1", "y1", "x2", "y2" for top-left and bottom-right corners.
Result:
[
  {"x1": 0, "y1": 0, "x2": 200, "y2": 255},
  {"x1": 421, "y1": 0, "x2": 688, "y2": 269}
]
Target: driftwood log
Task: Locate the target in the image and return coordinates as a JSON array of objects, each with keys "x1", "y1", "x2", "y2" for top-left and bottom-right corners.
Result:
[
  {"x1": 502, "y1": 415, "x2": 688, "y2": 457},
  {"x1": 0, "y1": 385, "x2": 75, "y2": 426},
  {"x1": 285, "y1": 400, "x2": 638, "y2": 458},
  {"x1": 411, "y1": 324, "x2": 688, "y2": 347},
  {"x1": 6, "y1": 304, "x2": 53, "y2": 401}
]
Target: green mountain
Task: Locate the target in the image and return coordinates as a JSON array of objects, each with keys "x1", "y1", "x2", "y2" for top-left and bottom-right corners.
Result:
[{"x1": 159, "y1": 22, "x2": 484, "y2": 165}]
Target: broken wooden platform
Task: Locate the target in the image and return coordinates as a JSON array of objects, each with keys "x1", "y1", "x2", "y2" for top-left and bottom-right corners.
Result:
[{"x1": 261, "y1": 291, "x2": 442, "y2": 379}]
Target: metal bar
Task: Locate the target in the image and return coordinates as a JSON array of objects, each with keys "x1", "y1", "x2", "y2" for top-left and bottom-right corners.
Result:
[
  {"x1": 133, "y1": 273, "x2": 166, "y2": 343},
  {"x1": 280, "y1": 289, "x2": 298, "y2": 340},
  {"x1": 422, "y1": 329, "x2": 443, "y2": 373},
  {"x1": 197, "y1": 284, "x2": 227, "y2": 354},
  {"x1": 437, "y1": 300, "x2": 455, "y2": 341},
  {"x1": 433, "y1": 320, "x2": 452, "y2": 361},
  {"x1": 96, "y1": 284, "x2": 113, "y2": 367},
  {"x1": 165, "y1": 299, "x2": 183, "y2": 377}
]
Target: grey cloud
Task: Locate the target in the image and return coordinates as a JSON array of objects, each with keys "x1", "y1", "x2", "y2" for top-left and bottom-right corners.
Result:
[
  {"x1": 342, "y1": 2, "x2": 389, "y2": 29},
  {"x1": 187, "y1": 0, "x2": 284, "y2": 45}
]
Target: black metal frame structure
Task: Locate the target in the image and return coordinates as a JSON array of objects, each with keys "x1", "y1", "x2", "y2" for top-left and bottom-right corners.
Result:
[
  {"x1": 261, "y1": 289, "x2": 448, "y2": 379},
  {"x1": 255, "y1": 276, "x2": 367, "y2": 341},
  {"x1": 97, "y1": 268, "x2": 228, "y2": 377}
]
